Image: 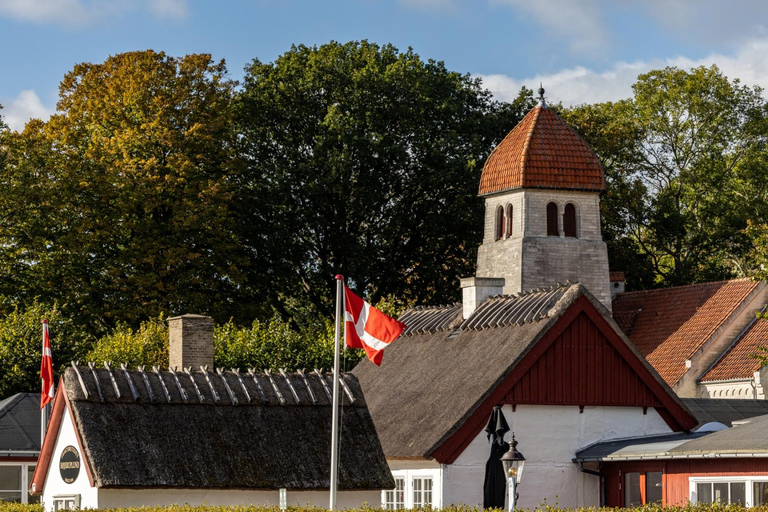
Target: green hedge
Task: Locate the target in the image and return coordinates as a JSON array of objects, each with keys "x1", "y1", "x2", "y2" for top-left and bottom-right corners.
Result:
[{"x1": 2, "y1": 504, "x2": 768, "y2": 512}]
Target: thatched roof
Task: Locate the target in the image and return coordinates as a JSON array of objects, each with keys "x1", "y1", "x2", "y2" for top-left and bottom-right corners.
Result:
[
  {"x1": 0, "y1": 393, "x2": 40, "y2": 453},
  {"x1": 56, "y1": 365, "x2": 393, "y2": 490},
  {"x1": 354, "y1": 283, "x2": 694, "y2": 461}
]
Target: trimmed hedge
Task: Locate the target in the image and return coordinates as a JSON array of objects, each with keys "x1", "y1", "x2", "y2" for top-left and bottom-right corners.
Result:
[{"x1": 1, "y1": 503, "x2": 767, "y2": 512}]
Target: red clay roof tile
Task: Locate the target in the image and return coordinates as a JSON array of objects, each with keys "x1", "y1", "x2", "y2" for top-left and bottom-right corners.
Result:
[
  {"x1": 479, "y1": 106, "x2": 606, "y2": 195},
  {"x1": 612, "y1": 279, "x2": 760, "y2": 386},
  {"x1": 700, "y1": 318, "x2": 768, "y2": 382}
]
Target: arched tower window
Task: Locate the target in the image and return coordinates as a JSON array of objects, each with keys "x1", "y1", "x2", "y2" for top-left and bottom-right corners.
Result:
[
  {"x1": 564, "y1": 203, "x2": 577, "y2": 238},
  {"x1": 546, "y1": 202, "x2": 559, "y2": 236},
  {"x1": 505, "y1": 204, "x2": 513, "y2": 238},
  {"x1": 495, "y1": 205, "x2": 504, "y2": 241}
]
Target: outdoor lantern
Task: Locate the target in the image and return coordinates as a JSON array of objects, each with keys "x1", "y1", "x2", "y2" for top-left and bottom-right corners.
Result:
[{"x1": 500, "y1": 433, "x2": 525, "y2": 511}]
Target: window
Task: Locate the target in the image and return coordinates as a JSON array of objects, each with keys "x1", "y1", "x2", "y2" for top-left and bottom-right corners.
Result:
[
  {"x1": 495, "y1": 205, "x2": 505, "y2": 241},
  {"x1": 0, "y1": 463, "x2": 37, "y2": 504},
  {"x1": 413, "y1": 477, "x2": 433, "y2": 508},
  {"x1": 546, "y1": 202, "x2": 558, "y2": 236},
  {"x1": 383, "y1": 478, "x2": 405, "y2": 509},
  {"x1": 690, "y1": 477, "x2": 768, "y2": 506},
  {"x1": 625, "y1": 471, "x2": 663, "y2": 507},
  {"x1": 53, "y1": 495, "x2": 80, "y2": 511},
  {"x1": 563, "y1": 203, "x2": 577, "y2": 237},
  {"x1": 505, "y1": 204, "x2": 513, "y2": 238},
  {"x1": 384, "y1": 469, "x2": 440, "y2": 508},
  {"x1": 695, "y1": 482, "x2": 745, "y2": 505}
]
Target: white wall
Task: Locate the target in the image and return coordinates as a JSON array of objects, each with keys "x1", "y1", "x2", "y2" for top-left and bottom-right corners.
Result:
[
  {"x1": 40, "y1": 407, "x2": 99, "y2": 512},
  {"x1": 442, "y1": 404, "x2": 671, "y2": 509},
  {"x1": 98, "y1": 489, "x2": 380, "y2": 509}
]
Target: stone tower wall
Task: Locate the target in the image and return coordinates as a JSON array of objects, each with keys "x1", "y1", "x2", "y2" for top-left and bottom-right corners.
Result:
[{"x1": 476, "y1": 189, "x2": 611, "y2": 310}]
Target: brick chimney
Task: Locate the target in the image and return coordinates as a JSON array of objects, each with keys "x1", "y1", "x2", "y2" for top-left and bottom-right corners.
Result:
[{"x1": 168, "y1": 314, "x2": 214, "y2": 370}]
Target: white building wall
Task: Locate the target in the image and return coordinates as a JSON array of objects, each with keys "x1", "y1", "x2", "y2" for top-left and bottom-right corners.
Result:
[
  {"x1": 98, "y1": 489, "x2": 380, "y2": 509},
  {"x1": 441, "y1": 404, "x2": 671, "y2": 509},
  {"x1": 40, "y1": 407, "x2": 99, "y2": 512}
]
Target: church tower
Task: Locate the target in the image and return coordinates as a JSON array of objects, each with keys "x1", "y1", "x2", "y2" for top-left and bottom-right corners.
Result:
[{"x1": 472, "y1": 88, "x2": 612, "y2": 310}]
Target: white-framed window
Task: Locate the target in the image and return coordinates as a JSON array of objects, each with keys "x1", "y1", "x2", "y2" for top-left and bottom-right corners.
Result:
[
  {"x1": 382, "y1": 469, "x2": 441, "y2": 508},
  {"x1": 53, "y1": 494, "x2": 80, "y2": 511},
  {"x1": 690, "y1": 476, "x2": 768, "y2": 506},
  {"x1": 383, "y1": 477, "x2": 405, "y2": 509},
  {"x1": 0, "y1": 462, "x2": 38, "y2": 504}
]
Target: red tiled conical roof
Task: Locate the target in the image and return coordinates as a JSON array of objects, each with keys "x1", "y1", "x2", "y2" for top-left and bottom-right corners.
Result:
[{"x1": 479, "y1": 105, "x2": 606, "y2": 195}]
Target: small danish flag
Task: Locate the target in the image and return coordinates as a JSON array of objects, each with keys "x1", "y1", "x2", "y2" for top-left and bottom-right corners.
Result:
[
  {"x1": 40, "y1": 320, "x2": 54, "y2": 409},
  {"x1": 343, "y1": 285, "x2": 405, "y2": 366}
]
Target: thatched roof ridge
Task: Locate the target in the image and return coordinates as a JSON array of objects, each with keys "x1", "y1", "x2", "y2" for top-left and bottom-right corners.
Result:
[
  {"x1": 65, "y1": 364, "x2": 363, "y2": 407},
  {"x1": 59, "y1": 367, "x2": 393, "y2": 490}
]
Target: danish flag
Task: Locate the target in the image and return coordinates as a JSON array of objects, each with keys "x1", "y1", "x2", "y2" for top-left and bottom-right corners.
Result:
[
  {"x1": 343, "y1": 285, "x2": 405, "y2": 366},
  {"x1": 40, "y1": 319, "x2": 54, "y2": 409}
]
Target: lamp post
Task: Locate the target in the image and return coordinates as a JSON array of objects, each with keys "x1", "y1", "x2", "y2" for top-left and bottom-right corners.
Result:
[{"x1": 500, "y1": 433, "x2": 525, "y2": 512}]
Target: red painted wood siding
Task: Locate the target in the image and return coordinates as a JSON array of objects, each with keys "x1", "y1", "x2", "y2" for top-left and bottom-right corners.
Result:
[
  {"x1": 503, "y1": 312, "x2": 663, "y2": 407},
  {"x1": 603, "y1": 459, "x2": 768, "y2": 507}
]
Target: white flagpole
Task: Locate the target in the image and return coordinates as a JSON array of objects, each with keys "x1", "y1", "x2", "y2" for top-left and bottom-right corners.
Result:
[
  {"x1": 329, "y1": 274, "x2": 344, "y2": 510},
  {"x1": 40, "y1": 319, "x2": 49, "y2": 449}
]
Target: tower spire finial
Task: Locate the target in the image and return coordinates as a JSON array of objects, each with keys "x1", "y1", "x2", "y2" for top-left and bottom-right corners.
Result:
[{"x1": 537, "y1": 83, "x2": 547, "y2": 108}]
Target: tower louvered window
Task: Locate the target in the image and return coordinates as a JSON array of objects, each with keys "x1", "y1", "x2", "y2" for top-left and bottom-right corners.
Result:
[
  {"x1": 506, "y1": 204, "x2": 513, "y2": 238},
  {"x1": 564, "y1": 203, "x2": 577, "y2": 238},
  {"x1": 495, "y1": 205, "x2": 505, "y2": 241},
  {"x1": 546, "y1": 202, "x2": 558, "y2": 236}
]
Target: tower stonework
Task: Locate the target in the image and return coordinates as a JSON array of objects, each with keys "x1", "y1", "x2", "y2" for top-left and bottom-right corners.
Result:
[{"x1": 472, "y1": 91, "x2": 612, "y2": 310}]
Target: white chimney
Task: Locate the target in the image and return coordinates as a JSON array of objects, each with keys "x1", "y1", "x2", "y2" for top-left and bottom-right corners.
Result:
[{"x1": 460, "y1": 277, "x2": 505, "y2": 319}]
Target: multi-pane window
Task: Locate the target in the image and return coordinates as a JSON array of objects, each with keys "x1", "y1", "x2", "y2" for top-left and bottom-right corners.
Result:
[
  {"x1": 53, "y1": 495, "x2": 80, "y2": 511},
  {"x1": 383, "y1": 478, "x2": 405, "y2": 510},
  {"x1": 696, "y1": 482, "x2": 746, "y2": 505},
  {"x1": 0, "y1": 464, "x2": 37, "y2": 504},
  {"x1": 383, "y1": 470, "x2": 439, "y2": 509},
  {"x1": 413, "y1": 477, "x2": 432, "y2": 507},
  {"x1": 754, "y1": 482, "x2": 768, "y2": 506}
]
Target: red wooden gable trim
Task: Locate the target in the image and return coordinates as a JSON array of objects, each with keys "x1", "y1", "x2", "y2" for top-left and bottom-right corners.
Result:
[
  {"x1": 430, "y1": 295, "x2": 698, "y2": 464},
  {"x1": 30, "y1": 378, "x2": 95, "y2": 494}
]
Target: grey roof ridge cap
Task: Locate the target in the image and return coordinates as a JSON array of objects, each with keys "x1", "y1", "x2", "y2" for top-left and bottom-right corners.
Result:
[
  {"x1": 575, "y1": 452, "x2": 768, "y2": 462},
  {"x1": 697, "y1": 302, "x2": 766, "y2": 383},
  {"x1": 576, "y1": 430, "x2": 699, "y2": 450}
]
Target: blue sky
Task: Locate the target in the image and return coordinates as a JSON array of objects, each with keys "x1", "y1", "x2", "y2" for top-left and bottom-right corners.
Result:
[{"x1": 2, "y1": 0, "x2": 768, "y2": 131}]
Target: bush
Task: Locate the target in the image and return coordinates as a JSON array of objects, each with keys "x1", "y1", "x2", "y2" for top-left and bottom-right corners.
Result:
[{"x1": 86, "y1": 316, "x2": 169, "y2": 369}]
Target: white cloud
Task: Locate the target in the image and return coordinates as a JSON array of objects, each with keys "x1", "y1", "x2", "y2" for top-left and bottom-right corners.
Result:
[
  {"x1": 493, "y1": 0, "x2": 609, "y2": 56},
  {"x1": 1, "y1": 90, "x2": 53, "y2": 132},
  {"x1": 479, "y1": 38, "x2": 768, "y2": 107},
  {"x1": 0, "y1": 0, "x2": 188, "y2": 27}
]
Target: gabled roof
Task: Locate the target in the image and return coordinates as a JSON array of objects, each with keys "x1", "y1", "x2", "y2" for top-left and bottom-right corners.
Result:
[
  {"x1": 355, "y1": 283, "x2": 696, "y2": 463},
  {"x1": 0, "y1": 393, "x2": 40, "y2": 453},
  {"x1": 700, "y1": 318, "x2": 768, "y2": 382},
  {"x1": 612, "y1": 279, "x2": 762, "y2": 386},
  {"x1": 478, "y1": 105, "x2": 605, "y2": 196},
  {"x1": 33, "y1": 367, "x2": 393, "y2": 491}
]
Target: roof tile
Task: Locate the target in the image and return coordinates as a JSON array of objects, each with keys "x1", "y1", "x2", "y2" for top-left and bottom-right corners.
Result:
[
  {"x1": 612, "y1": 279, "x2": 760, "y2": 386},
  {"x1": 479, "y1": 106, "x2": 606, "y2": 195},
  {"x1": 700, "y1": 318, "x2": 768, "y2": 382}
]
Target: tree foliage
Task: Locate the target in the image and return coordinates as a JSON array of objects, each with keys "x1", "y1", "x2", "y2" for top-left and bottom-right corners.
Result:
[
  {"x1": 0, "y1": 301, "x2": 94, "y2": 398},
  {"x1": 87, "y1": 316, "x2": 169, "y2": 369},
  {"x1": 0, "y1": 51, "x2": 252, "y2": 331},
  {"x1": 235, "y1": 41, "x2": 533, "y2": 317},
  {"x1": 564, "y1": 65, "x2": 767, "y2": 288}
]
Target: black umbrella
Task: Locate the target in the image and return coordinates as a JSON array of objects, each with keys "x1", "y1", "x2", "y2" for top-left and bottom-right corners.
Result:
[{"x1": 483, "y1": 405, "x2": 510, "y2": 509}]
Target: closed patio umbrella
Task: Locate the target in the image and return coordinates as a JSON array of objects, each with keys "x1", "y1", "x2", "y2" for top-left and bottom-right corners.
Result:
[{"x1": 483, "y1": 405, "x2": 510, "y2": 509}]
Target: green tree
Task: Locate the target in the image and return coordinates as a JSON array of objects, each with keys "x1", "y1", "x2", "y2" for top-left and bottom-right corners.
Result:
[
  {"x1": 565, "y1": 66, "x2": 766, "y2": 288},
  {"x1": 0, "y1": 51, "x2": 253, "y2": 331},
  {"x1": 86, "y1": 316, "x2": 169, "y2": 368},
  {"x1": 0, "y1": 301, "x2": 94, "y2": 398},
  {"x1": 234, "y1": 41, "x2": 533, "y2": 317}
]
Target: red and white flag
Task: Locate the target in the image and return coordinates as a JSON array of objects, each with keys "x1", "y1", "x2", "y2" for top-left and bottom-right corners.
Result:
[
  {"x1": 40, "y1": 319, "x2": 54, "y2": 409},
  {"x1": 343, "y1": 285, "x2": 405, "y2": 366}
]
